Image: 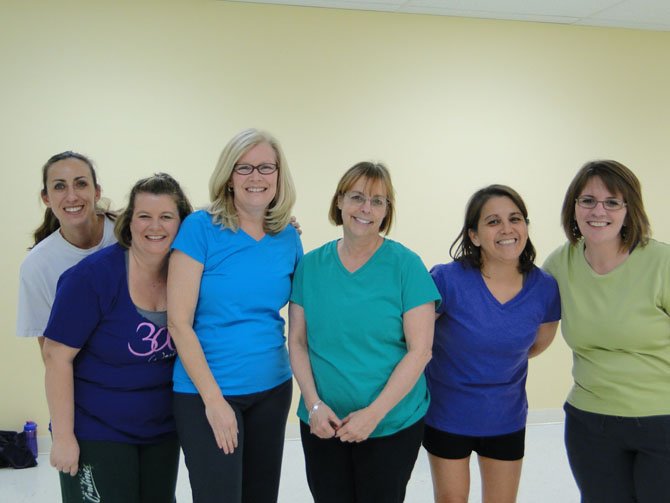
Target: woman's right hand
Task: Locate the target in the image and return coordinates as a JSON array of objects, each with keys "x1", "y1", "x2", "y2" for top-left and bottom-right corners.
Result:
[
  {"x1": 205, "y1": 396, "x2": 239, "y2": 454},
  {"x1": 309, "y1": 401, "x2": 342, "y2": 439},
  {"x1": 50, "y1": 434, "x2": 80, "y2": 476}
]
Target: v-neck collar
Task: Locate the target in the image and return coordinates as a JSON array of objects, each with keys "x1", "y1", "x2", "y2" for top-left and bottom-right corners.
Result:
[
  {"x1": 333, "y1": 238, "x2": 386, "y2": 276},
  {"x1": 475, "y1": 267, "x2": 531, "y2": 308}
]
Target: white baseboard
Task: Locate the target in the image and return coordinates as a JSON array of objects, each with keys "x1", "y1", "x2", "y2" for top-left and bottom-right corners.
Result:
[{"x1": 527, "y1": 408, "x2": 564, "y2": 425}]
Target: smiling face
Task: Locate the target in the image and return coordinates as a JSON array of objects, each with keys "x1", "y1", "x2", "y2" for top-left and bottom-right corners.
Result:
[
  {"x1": 575, "y1": 176, "x2": 627, "y2": 248},
  {"x1": 468, "y1": 196, "x2": 528, "y2": 268},
  {"x1": 337, "y1": 177, "x2": 388, "y2": 240},
  {"x1": 129, "y1": 193, "x2": 181, "y2": 258},
  {"x1": 230, "y1": 142, "x2": 278, "y2": 215},
  {"x1": 41, "y1": 158, "x2": 101, "y2": 229}
]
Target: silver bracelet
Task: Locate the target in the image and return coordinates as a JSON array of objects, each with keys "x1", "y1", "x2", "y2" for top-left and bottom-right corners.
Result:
[{"x1": 308, "y1": 400, "x2": 323, "y2": 421}]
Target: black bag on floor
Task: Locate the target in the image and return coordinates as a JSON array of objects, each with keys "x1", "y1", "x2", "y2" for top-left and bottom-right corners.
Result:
[{"x1": 0, "y1": 430, "x2": 37, "y2": 469}]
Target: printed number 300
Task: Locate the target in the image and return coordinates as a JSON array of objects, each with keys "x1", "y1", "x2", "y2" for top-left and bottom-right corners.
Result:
[{"x1": 127, "y1": 322, "x2": 175, "y2": 357}]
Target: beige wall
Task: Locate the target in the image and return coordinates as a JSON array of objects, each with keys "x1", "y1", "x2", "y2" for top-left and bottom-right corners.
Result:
[{"x1": 2, "y1": 0, "x2": 669, "y2": 433}]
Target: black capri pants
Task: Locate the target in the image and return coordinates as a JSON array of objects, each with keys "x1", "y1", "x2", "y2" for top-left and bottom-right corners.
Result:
[
  {"x1": 173, "y1": 378, "x2": 292, "y2": 503},
  {"x1": 300, "y1": 418, "x2": 424, "y2": 503}
]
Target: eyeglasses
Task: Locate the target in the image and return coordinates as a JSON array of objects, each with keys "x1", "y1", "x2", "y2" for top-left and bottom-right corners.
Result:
[
  {"x1": 575, "y1": 196, "x2": 626, "y2": 211},
  {"x1": 343, "y1": 191, "x2": 388, "y2": 209},
  {"x1": 233, "y1": 163, "x2": 278, "y2": 175}
]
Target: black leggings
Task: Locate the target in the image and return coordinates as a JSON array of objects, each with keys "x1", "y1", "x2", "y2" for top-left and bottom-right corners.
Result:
[
  {"x1": 300, "y1": 418, "x2": 424, "y2": 503},
  {"x1": 173, "y1": 379, "x2": 292, "y2": 503}
]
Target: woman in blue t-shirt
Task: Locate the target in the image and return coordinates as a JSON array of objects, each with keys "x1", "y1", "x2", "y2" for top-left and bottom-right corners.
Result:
[
  {"x1": 43, "y1": 173, "x2": 192, "y2": 502},
  {"x1": 167, "y1": 128, "x2": 302, "y2": 503},
  {"x1": 289, "y1": 162, "x2": 440, "y2": 503},
  {"x1": 424, "y1": 185, "x2": 561, "y2": 503}
]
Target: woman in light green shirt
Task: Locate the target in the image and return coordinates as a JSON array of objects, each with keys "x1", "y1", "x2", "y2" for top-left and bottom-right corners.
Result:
[{"x1": 544, "y1": 159, "x2": 670, "y2": 503}]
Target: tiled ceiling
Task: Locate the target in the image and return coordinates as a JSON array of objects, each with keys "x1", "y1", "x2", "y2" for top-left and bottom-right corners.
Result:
[{"x1": 228, "y1": 0, "x2": 670, "y2": 31}]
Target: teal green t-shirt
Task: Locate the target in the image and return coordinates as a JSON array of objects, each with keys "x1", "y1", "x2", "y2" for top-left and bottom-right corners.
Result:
[
  {"x1": 291, "y1": 239, "x2": 440, "y2": 437},
  {"x1": 544, "y1": 239, "x2": 670, "y2": 417}
]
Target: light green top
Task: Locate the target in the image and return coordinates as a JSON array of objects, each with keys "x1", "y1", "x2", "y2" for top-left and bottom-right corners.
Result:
[
  {"x1": 544, "y1": 239, "x2": 670, "y2": 416},
  {"x1": 291, "y1": 239, "x2": 440, "y2": 437}
]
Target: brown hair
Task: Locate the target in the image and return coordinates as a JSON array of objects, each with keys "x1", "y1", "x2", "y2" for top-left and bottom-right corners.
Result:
[
  {"x1": 114, "y1": 173, "x2": 193, "y2": 248},
  {"x1": 560, "y1": 160, "x2": 650, "y2": 251},
  {"x1": 450, "y1": 184, "x2": 536, "y2": 274},
  {"x1": 32, "y1": 151, "x2": 114, "y2": 247},
  {"x1": 328, "y1": 162, "x2": 395, "y2": 236}
]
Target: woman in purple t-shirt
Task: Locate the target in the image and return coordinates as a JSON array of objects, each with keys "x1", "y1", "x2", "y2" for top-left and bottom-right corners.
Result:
[
  {"x1": 43, "y1": 174, "x2": 192, "y2": 503},
  {"x1": 424, "y1": 185, "x2": 560, "y2": 503}
]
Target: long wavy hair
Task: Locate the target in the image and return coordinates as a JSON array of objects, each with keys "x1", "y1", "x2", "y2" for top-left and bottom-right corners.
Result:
[{"x1": 208, "y1": 128, "x2": 296, "y2": 234}]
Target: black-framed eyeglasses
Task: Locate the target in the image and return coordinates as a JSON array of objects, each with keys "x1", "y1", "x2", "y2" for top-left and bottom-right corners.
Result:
[
  {"x1": 233, "y1": 163, "x2": 278, "y2": 175},
  {"x1": 343, "y1": 191, "x2": 388, "y2": 209},
  {"x1": 575, "y1": 196, "x2": 626, "y2": 211}
]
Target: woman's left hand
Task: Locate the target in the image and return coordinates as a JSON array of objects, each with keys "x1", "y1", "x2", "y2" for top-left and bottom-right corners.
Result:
[{"x1": 335, "y1": 407, "x2": 381, "y2": 443}]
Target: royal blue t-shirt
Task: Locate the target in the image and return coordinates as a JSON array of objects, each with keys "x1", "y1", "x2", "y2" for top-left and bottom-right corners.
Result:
[
  {"x1": 44, "y1": 244, "x2": 176, "y2": 444},
  {"x1": 425, "y1": 261, "x2": 561, "y2": 436},
  {"x1": 171, "y1": 210, "x2": 303, "y2": 395}
]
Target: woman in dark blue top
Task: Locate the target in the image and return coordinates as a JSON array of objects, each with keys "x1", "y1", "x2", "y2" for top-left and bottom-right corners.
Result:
[{"x1": 43, "y1": 173, "x2": 192, "y2": 503}]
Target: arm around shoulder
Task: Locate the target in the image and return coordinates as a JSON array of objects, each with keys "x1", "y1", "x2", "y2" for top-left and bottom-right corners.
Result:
[{"x1": 528, "y1": 321, "x2": 559, "y2": 358}]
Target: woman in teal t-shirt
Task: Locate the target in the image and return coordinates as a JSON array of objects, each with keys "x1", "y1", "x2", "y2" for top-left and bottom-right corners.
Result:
[{"x1": 289, "y1": 161, "x2": 440, "y2": 503}]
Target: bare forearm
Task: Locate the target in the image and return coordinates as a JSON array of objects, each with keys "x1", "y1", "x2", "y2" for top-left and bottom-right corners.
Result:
[
  {"x1": 367, "y1": 348, "x2": 431, "y2": 420},
  {"x1": 528, "y1": 321, "x2": 559, "y2": 358},
  {"x1": 289, "y1": 339, "x2": 320, "y2": 409},
  {"x1": 45, "y1": 358, "x2": 75, "y2": 441}
]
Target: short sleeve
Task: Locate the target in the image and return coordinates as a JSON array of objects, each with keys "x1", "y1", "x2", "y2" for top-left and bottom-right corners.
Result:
[
  {"x1": 290, "y1": 257, "x2": 305, "y2": 306},
  {"x1": 542, "y1": 246, "x2": 560, "y2": 278},
  {"x1": 294, "y1": 229, "x2": 304, "y2": 266},
  {"x1": 429, "y1": 264, "x2": 448, "y2": 315},
  {"x1": 542, "y1": 273, "x2": 562, "y2": 323},
  {"x1": 401, "y1": 251, "x2": 441, "y2": 313},
  {"x1": 172, "y1": 211, "x2": 210, "y2": 264},
  {"x1": 44, "y1": 266, "x2": 102, "y2": 349},
  {"x1": 16, "y1": 261, "x2": 51, "y2": 337}
]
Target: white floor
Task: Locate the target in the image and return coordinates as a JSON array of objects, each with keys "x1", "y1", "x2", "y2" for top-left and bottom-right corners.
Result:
[{"x1": 1, "y1": 421, "x2": 579, "y2": 502}]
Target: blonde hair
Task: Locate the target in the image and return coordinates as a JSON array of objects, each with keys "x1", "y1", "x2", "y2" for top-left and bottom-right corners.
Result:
[{"x1": 208, "y1": 128, "x2": 296, "y2": 234}]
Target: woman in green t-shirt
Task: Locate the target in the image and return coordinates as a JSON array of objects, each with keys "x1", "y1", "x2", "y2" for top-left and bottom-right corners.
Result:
[{"x1": 544, "y1": 159, "x2": 670, "y2": 503}]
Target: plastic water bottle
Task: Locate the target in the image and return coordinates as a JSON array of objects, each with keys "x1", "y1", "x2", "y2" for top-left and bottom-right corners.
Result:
[{"x1": 23, "y1": 421, "x2": 38, "y2": 460}]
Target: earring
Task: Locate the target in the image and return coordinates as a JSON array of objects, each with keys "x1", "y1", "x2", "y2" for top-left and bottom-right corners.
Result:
[
  {"x1": 227, "y1": 185, "x2": 233, "y2": 193},
  {"x1": 571, "y1": 219, "x2": 581, "y2": 239}
]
